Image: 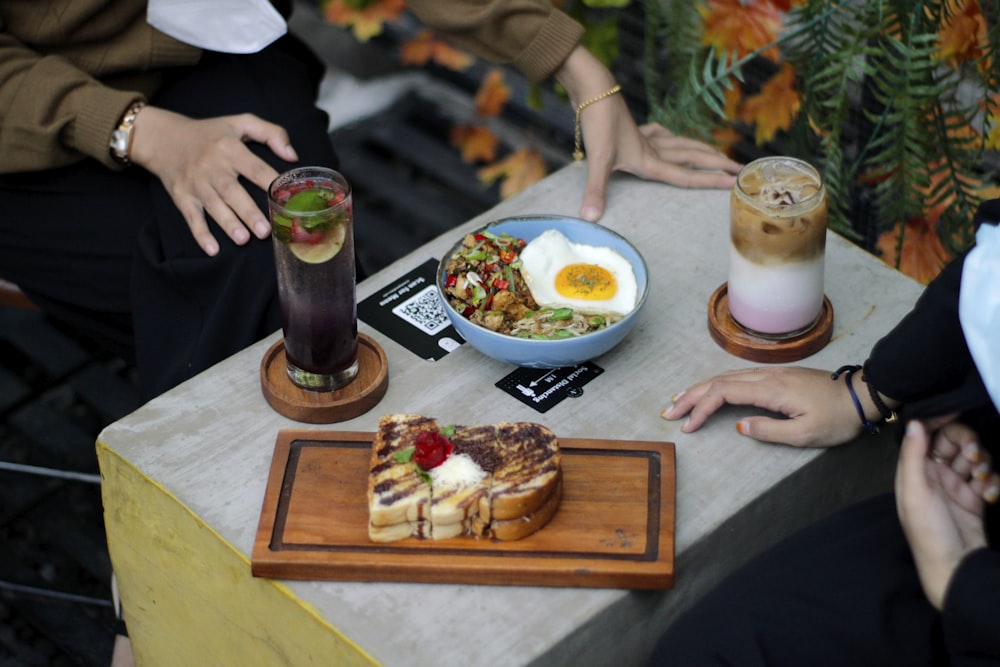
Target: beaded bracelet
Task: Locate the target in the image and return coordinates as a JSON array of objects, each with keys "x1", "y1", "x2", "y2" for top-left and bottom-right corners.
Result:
[
  {"x1": 573, "y1": 84, "x2": 622, "y2": 161},
  {"x1": 861, "y1": 362, "x2": 898, "y2": 424},
  {"x1": 832, "y1": 364, "x2": 880, "y2": 434}
]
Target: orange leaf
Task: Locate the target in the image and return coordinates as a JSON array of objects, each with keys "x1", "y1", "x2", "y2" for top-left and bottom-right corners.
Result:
[
  {"x1": 477, "y1": 148, "x2": 547, "y2": 199},
  {"x1": 938, "y1": 0, "x2": 989, "y2": 68},
  {"x1": 711, "y1": 125, "x2": 743, "y2": 155},
  {"x1": 400, "y1": 31, "x2": 475, "y2": 71},
  {"x1": 738, "y1": 64, "x2": 799, "y2": 145},
  {"x1": 698, "y1": 0, "x2": 784, "y2": 61},
  {"x1": 875, "y1": 217, "x2": 952, "y2": 284},
  {"x1": 449, "y1": 125, "x2": 499, "y2": 163},
  {"x1": 324, "y1": 0, "x2": 406, "y2": 43},
  {"x1": 722, "y1": 82, "x2": 742, "y2": 120},
  {"x1": 474, "y1": 69, "x2": 511, "y2": 118},
  {"x1": 769, "y1": 0, "x2": 806, "y2": 11},
  {"x1": 432, "y1": 40, "x2": 474, "y2": 71},
  {"x1": 400, "y1": 31, "x2": 437, "y2": 66}
]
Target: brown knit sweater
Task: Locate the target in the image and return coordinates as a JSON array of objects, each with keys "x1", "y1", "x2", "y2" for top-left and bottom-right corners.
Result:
[{"x1": 0, "y1": 0, "x2": 581, "y2": 174}]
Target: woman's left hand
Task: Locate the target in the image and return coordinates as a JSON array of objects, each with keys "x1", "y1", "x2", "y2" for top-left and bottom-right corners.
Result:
[
  {"x1": 895, "y1": 419, "x2": 997, "y2": 609},
  {"x1": 556, "y1": 46, "x2": 741, "y2": 222}
]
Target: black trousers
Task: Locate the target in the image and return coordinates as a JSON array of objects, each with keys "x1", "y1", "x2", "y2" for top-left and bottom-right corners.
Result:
[
  {"x1": 648, "y1": 493, "x2": 947, "y2": 666},
  {"x1": 0, "y1": 34, "x2": 338, "y2": 399}
]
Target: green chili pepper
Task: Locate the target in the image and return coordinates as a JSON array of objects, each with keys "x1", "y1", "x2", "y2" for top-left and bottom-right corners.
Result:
[
  {"x1": 587, "y1": 315, "x2": 607, "y2": 328},
  {"x1": 528, "y1": 330, "x2": 576, "y2": 340},
  {"x1": 549, "y1": 308, "x2": 573, "y2": 321}
]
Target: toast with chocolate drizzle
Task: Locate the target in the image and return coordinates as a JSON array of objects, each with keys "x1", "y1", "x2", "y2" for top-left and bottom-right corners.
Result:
[{"x1": 366, "y1": 414, "x2": 562, "y2": 542}]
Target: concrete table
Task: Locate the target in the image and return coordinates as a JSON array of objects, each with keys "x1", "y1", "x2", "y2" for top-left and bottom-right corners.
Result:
[{"x1": 97, "y1": 164, "x2": 923, "y2": 666}]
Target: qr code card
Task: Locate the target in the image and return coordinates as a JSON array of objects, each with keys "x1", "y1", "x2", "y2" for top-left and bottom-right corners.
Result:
[
  {"x1": 390, "y1": 284, "x2": 451, "y2": 335},
  {"x1": 358, "y1": 258, "x2": 464, "y2": 361}
]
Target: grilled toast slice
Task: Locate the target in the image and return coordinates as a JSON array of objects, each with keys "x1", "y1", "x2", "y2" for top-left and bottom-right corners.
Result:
[
  {"x1": 367, "y1": 416, "x2": 561, "y2": 543},
  {"x1": 426, "y1": 424, "x2": 498, "y2": 539},
  {"x1": 367, "y1": 414, "x2": 437, "y2": 538},
  {"x1": 475, "y1": 474, "x2": 563, "y2": 541},
  {"x1": 479, "y1": 422, "x2": 561, "y2": 522}
]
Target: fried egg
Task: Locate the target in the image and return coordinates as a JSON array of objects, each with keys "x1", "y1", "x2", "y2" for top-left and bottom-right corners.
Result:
[{"x1": 519, "y1": 229, "x2": 638, "y2": 316}]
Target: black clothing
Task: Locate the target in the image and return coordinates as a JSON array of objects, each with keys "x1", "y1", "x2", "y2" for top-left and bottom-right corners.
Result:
[
  {"x1": 650, "y1": 208, "x2": 1000, "y2": 665},
  {"x1": 0, "y1": 34, "x2": 338, "y2": 399}
]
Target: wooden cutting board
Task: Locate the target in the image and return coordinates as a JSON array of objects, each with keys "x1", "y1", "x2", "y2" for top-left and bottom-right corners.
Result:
[{"x1": 252, "y1": 430, "x2": 676, "y2": 589}]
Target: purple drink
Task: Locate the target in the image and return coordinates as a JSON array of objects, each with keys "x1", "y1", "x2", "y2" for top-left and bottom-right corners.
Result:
[{"x1": 269, "y1": 168, "x2": 358, "y2": 391}]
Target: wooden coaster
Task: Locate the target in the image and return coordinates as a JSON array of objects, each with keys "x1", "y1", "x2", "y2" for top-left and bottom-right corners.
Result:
[
  {"x1": 707, "y1": 283, "x2": 834, "y2": 363},
  {"x1": 260, "y1": 333, "x2": 388, "y2": 424}
]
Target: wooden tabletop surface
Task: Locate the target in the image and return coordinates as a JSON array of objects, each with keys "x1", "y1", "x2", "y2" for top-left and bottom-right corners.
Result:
[{"x1": 98, "y1": 163, "x2": 924, "y2": 667}]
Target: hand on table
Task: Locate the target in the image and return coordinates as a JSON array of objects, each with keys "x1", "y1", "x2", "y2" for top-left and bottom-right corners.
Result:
[
  {"x1": 129, "y1": 106, "x2": 299, "y2": 256},
  {"x1": 896, "y1": 419, "x2": 998, "y2": 610},
  {"x1": 556, "y1": 46, "x2": 741, "y2": 222},
  {"x1": 660, "y1": 366, "x2": 865, "y2": 447}
]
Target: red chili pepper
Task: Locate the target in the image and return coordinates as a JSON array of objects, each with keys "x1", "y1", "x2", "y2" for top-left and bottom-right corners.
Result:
[
  {"x1": 499, "y1": 249, "x2": 516, "y2": 264},
  {"x1": 445, "y1": 274, "x2": 458, "y2": 287},
  {"x1": 462, "y1": 305, "x2": 475, "y2": 317},
  {"x1": 492, "y1": 278, "x2": 509, "y2": 290},
  {"x1": 482, "y1": 262, "x2": 497, "y2": 273},
  {"x1": 474, "y1": 233, "x2": 487, "y2": 241}
]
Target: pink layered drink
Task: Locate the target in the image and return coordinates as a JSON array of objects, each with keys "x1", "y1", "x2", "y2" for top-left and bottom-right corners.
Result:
[
  {"x1": 729, "y1": 157, "x2": 827, "y2": 338},
  {"x1": 269, "y1": 168, "x2": 358, "y2": 391}
]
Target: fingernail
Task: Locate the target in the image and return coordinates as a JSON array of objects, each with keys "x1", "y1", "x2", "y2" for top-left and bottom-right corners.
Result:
[
  {"x1": 255, "y1": 220, "x2": 271, "y2": 238},
  {"x1": 285, "y1": 144, "x2": 299, "y2": 161},
  {"x1": 581, "y1": 205, "x2": 600, "y2": 221},
  {"x1": 966, "y1": 443, "x2": 981, "y2": 462},
  {"x1": 906, "y1": 421, "x2": 921, "y2": 436},
  {"x1": 233, "y1": 228, "x2": 250, "y2": 244},
  {"x1": 672, "y1": 391, "x2": 685, "y2": 402},
  {"x1": 985, "y1": 484, "x2": 999, "y2": 504},
  {"x1": 205, "y1": 240, "x2": 219, "y2": 256},
  {"x1": 680, "y1": 418, "x2": 692, "y2": 433},
  {"x1": 661, "y1": 405, "x2": 675, "y2": 419},
  {"x1": 736, "y1": 420, "x2": 748, "y2": 435},
  {"x1": 974, "y1": 462, "x2": 991, "y2": 482}
]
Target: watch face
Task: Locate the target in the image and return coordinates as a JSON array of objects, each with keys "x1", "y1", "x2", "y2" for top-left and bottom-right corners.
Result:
[{"x1": 111, "y1": 129, "x2": 129, "y2": 159}]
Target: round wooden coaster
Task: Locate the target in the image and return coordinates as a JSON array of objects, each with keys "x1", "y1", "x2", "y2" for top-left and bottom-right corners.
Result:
[
  {"x1": 707, "y1": 283, "x2": 834, "y2": 363},
  {"x1": 260, "y1": 333, "x2": 388, "y2": 423}
]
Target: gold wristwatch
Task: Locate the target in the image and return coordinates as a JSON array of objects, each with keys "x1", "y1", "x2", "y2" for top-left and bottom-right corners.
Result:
[{"x1": 109, "y1": 101, "x2": 146, "y2": 165}]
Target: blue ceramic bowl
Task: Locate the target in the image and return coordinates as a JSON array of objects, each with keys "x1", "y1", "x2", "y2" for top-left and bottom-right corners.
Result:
[{"x1": 436, "y1": 215, "x2": 649, "y2": 368}]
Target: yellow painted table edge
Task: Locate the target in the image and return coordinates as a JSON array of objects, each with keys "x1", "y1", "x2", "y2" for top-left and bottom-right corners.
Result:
[{"x1": 96, "y1": 437, "x2": 379, "y2": 667}]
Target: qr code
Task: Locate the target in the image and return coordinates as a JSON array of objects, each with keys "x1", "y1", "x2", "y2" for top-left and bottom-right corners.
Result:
[{"x1": 391, "y1": 285, "x2": 451, "y2": 335}]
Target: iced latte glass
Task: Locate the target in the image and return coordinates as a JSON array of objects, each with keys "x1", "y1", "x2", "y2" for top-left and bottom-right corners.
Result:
[
  {"x1": 729, "y1": 157, "x2": 827, "y2": 338},
  {"x1": 268, "y1": 167, "x2": 358, "y2": 391}
]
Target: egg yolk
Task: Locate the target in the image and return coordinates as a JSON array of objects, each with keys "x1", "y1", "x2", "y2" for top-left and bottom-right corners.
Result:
[{"x1": 555, "y1": 263, "x2": 618, "y2": 301}]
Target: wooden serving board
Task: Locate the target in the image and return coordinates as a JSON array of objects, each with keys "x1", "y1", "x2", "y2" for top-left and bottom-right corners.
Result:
[{"x1": 252, "y1": 430, "x2": 676, "y2": 589}]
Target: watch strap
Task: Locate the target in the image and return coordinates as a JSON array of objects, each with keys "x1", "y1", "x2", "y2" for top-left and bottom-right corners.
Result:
[{"x1": 110, "y1": 101, "x2": 146, "y2": 165}]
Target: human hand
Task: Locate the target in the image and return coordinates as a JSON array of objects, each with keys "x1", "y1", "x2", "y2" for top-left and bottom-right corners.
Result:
[
  {"x1": 129, "y1": 106, "x2": 299, "y2": 256},
  {"x1": 661, "y1": 366, "x2": 865, "y2": 447},
  {"x1": 895, "y1": 419, "x2": 997, "y2": 610},
  {"x1": 556, "y1": 47, "x2": 741, "y2": 222}
]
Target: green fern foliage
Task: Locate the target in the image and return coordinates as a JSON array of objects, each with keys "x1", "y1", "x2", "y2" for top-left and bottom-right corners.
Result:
[{"x1": 644, "y1": 0, "x2": 993, "y2": 259}]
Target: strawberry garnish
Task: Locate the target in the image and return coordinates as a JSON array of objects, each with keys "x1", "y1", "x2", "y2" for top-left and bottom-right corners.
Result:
[
  {"x1": 413, "y1": 431, "x2": 454, "y2": 470},
  {"x1": 289, "y1": 220, "x2": 326, "y2": 244}
]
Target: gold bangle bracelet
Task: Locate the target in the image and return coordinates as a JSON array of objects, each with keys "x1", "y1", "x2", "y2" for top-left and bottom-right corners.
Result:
[{"x1": 573, "y1": 84, "x2": 621, "y2": 161}]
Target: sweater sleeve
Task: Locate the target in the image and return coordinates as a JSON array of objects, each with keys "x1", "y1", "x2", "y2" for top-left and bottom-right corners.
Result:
[
  {"x1": 940, "y1": 548, "x2": 1000, "y2": 665},
  {"x1": 0, "y1": 4, "x2": 198, "y2": 173},
  {"x1": 405, "y1": 0, "x2": 584, "y2": 83}
]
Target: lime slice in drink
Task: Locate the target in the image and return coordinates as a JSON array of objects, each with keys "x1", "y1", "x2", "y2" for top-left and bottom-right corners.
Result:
[
  {"x1": 284, "y1": 190, "x2": 329, "y2": 212},
  {"x1": 288, "y1": 222, "x2": 347, "y2": 264}
]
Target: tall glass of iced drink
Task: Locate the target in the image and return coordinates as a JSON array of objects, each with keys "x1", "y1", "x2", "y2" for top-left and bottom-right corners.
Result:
[
  {"x1": 729, "y1": 157, "x2": 827, "y2": 338},
  {"x1": 268, "y1": 167, "x2": 358, "y2": 391}
]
